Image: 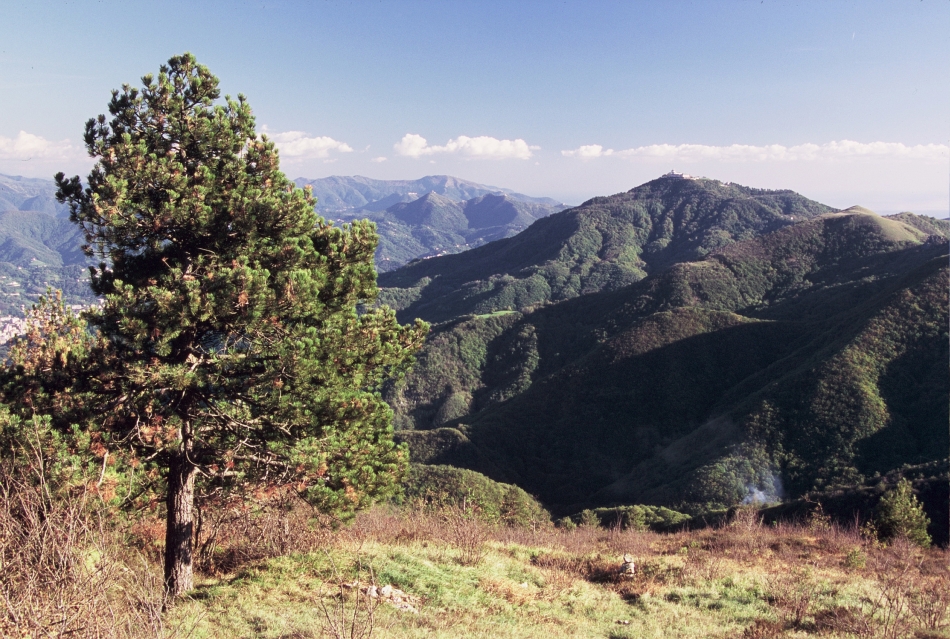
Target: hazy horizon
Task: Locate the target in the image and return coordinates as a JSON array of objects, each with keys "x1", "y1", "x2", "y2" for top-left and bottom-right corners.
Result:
[{"x1": 1, "y1": 1, "x2": 947, "y2": 214}]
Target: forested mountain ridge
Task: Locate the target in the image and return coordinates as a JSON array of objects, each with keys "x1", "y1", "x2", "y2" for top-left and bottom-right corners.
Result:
[
  {"x1": 377, "y1": 176, "x2": 834, "y2": 323},
  {"x1": 0, "y1": 174, "x2": 95, "y2": 314},
  {"x1": 385, "y1": 181, "x2": 948, "y2": 527}
]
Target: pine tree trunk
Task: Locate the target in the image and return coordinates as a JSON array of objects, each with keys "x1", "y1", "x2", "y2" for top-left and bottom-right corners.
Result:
[{"x1": 164, "y1": 444, "x2": 196, "y2": 600}]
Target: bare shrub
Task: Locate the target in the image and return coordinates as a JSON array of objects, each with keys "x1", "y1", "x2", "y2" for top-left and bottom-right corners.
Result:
[
  {"x1": 766, "y1": 567, "x2": 819, "y2": 628},
  {"x1": 807, "y1": 543, "x2": 949, "y2": 639},
  {"x1": 318, "y1": 552, "x2": 383, "y2": 639},
  {"x1": 440, "y1": 500, "x2": 492, "y2": 566},
  {"x1": 603, "y1": 526, "x2": 655, "y2": 561},
  {"x1": 0, "y1": 430, "x2": 170, "y2": 638},
  {"x1": 857, "y1": 538, "x2": 920, "y2": 639},
  {"x1": 907, "y1": 550, "x2": 950, "y2": 632},
  {"x1": 726, "y1": 505, "x2": 767, "y2": 559},
  {"x1": 679, "y1": 547, "x2": 725, "y2": 585},
  {"x1": 348, "y1": 500, "x2": 446, "y2": 546},
  {"x1": 193, "y1": 491, "x2": 333, "y2": 574}
]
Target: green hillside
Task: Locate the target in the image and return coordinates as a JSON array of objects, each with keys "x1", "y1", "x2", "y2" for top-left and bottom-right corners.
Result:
[
  {"x1": 386, "y1": 189, "x2": 949, "y2": 528},
  {"x1": 0, "y1": 209, "x2": 87, "y2": 267},
  {"x1": 378, "y1": 176, "x2": 833, "y2": 323},
  {"x1": 0, "y1": 175, "x2": 98, "y2": 315}
]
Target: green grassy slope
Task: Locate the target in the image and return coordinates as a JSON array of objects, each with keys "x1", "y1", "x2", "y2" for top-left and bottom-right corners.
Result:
[
  {"x1": 378, "y1": 177, "x2": 833, "y2": 323},
  {"x1": 388, "y1": 206, "x2": 949, "y2": 521},
  {"x1": 168, "y1": 503, "x2": 950, "y2": 638}
]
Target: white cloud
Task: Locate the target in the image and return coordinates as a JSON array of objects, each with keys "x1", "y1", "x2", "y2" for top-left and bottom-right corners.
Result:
[
  {"x1": 0, "y1": 131, "x2": 76, "y2": 161},
  {"x1": 561, "y1": 141, "x2": 950, "y2": 163},
  {"x1": 561, "y1": 144, "x2": 614, "y2": 159},
  {"x1": 370, "y1": 156, "x2": 387, "y2": 163},
  {"x1": 262, "y1": 128, "x2": 353, "y2": 159},
  {"x1": 395, "y1": 133, "x2": 538, "y2": 160}
]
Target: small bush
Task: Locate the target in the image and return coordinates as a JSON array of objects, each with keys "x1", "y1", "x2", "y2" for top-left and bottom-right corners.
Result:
[
  {"x1": 441, "y1": 501, "x2": 491, "y2": 566},
  {"x1": 555, "y1": 516, "x2": 576, "y2": 531},
  {"x1": 589, "y1": 504, "x2": 692, "y2": 531},
  {"x1": 844, "y1": 547, "x2": 867, "y2": 570},
  {"x1": 402, "y1": 464, "x2": 549, "y2": 527},
  {"x1": 875, "y1": 479, "x2": 932, "y2": 547},
  {"x1": 578, "y1": 509, "x2": 600, "y2": 528}
]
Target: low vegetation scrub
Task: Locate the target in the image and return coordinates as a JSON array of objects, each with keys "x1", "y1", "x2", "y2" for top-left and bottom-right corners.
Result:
[
  {"x1": 0, "y1": 413, "x2": 169, "y2": 638},
  {"x1": 3, "y1": 459, "x2": 948, "y2": 638},
  {"x1": 874, "y1": 478, "x2": 932, "y2": 547},
  {"x1": 133, "y1": 501, "x2": 949, "y2": 638},
  {"x1": 401, "y1": 464, "x2": 550, "y2": 528}
]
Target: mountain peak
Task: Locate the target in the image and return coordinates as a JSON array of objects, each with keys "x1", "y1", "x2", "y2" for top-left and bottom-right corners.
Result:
[
  {"x1": 379, "y1": 177, "x2": 834, "y2": 323},
  {"x1": 835, "y1": 205, "x2": 878, "y2": 216}
]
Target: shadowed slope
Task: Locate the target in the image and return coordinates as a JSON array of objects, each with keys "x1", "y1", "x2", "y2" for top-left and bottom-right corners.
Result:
[{"x1": 389, "y1": 206, "x2": 948, "y2": 518}]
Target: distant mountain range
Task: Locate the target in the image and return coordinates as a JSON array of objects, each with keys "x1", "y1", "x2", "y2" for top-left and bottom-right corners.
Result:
[
  {"x1": 351, "y1": 191, "x2": 563, "y2": 272},
  {"x1": 295, "y1": 174, "x2": 564, "y2": 213},
  {"x1": 0, "y1": 173, "x2": 71, "y2": 218},
  {"x1": 380, "y1": 175, "x2": 949, "y2": 534},
  {"x1": 295, "y1": 175, "x2": 567, "y2": 271},
  {"x1": 0, "y1": 174, "x2": 92, "y2": 314},
  {"x1": 0, "y1": 174, "x2": 566, "y2": 291}
]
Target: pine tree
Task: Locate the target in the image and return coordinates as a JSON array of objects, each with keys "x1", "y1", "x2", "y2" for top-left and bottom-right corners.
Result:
[
  {"x1": 875, "y1": 478, "x2": 932, "y2": 547},
  {"x1": 54, "y1": 53, "x2": 427, "y2": 599}
]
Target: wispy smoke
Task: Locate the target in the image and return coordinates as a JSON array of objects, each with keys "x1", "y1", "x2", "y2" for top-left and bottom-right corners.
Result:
[{"x1": 742, "y1": 471, "x2": 784, "y2": 505}]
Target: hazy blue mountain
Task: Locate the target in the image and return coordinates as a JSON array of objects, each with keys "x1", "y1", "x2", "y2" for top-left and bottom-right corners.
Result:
[
  {"x1": 365, "y1": 191, "x2": 562, "y2": 271},
  {"x1": 295, "y1": 174, "x2": 564, "y2": 213},
  {"x1": 0, "y1": 173, "x2": 71, "y2": 217},
  {"x1": 0, "y1": 172, "x2": 566, "y2": 312}
]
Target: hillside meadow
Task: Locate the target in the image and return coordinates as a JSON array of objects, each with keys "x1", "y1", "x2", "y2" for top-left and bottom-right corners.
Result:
[
  {"x1": 168, "y1": 508, "x2": 950, "y2": 639},
  {"x1": 5, "y1": 475, "x2": 949, "y2": 639}
]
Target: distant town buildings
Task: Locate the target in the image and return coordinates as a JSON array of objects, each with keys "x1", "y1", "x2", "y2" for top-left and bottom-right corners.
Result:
[
  {"x1": 0, "y1": 304, "x2": 90, "y2": 346},
  {"x1": 0, "y1": 316, "x2": 28, "y2": 345}
]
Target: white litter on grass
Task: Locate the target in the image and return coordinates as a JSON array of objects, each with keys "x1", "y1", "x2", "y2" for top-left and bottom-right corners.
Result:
[{"x1": 343, "y1": 581, "x2": 420, "y2": 614}]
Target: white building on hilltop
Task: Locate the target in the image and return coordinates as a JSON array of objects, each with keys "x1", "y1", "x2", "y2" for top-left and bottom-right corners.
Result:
[{"x1": 662, "y1": 170, "x2": 696, "y2": 180}]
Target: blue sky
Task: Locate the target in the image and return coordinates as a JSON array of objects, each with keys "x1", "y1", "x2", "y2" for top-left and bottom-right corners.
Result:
[{"x1": 1, "y1": 0, "x2": 947, "y2": 213}]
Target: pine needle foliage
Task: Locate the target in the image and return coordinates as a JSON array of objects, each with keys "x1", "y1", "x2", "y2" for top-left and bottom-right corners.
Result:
[
  {"x1": 53, "y1": 53, "x2": 427, "y2": 598},
  {"x1": 875, "y1": 479, "x2": 932, "y2": 547}
]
